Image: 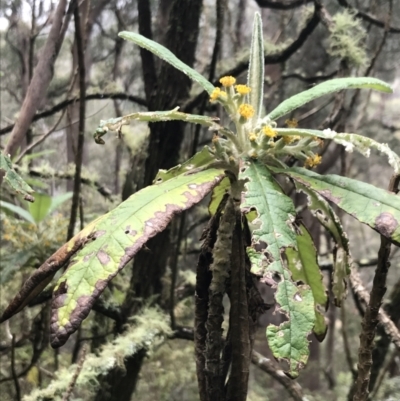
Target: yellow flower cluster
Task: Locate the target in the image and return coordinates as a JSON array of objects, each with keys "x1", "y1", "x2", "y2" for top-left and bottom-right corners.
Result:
[
  {"x1": 248, "y1": 133, "x2": 257, "y2": 141},
  {"x1": 210, "y1": 87, "x2": 227, "y2": 102},
  {"x1": 313, "y1": 136, "x2": 324, "y2": 147},
  {"x1": 305, "y1": 154, "x2": 322, "y2": 168},
  {"x1": 238, "y1": 104, "x2": 255, "y2": 119},
  {"x1": 235, "y1": 85, "x2": 251, "y2": 95},
  {"x1": 219, "y1": 76, "x2": 236, "y2": 87},
  {"x1": 285, "y1": 119, "x2": 298, "y2": 128},
  {"x1": 263, "y1": 126, "x2": 277, "y2": 138},
  {"x1": 283, "y1": 135, "x2": 300, "y2": 144}
]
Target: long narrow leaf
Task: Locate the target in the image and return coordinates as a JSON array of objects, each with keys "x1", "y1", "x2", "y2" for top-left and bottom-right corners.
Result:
[
  {"x1": 275, "y1": 128, "x2": 400, "y2": 173},
  {"x1": 272, "y1": 166, "x2": 400, "y2": 246},
  {"x1": 119, "y1": 32, "x2": 215, "y2": 95},
  {"x1": 267, "y1": 77, "x2": 392, "y2": 121},
  {"x1": 0, "y1": 200, "x2": 35, "y2": 224},
  {"x1": 49, "y1": 168, "x2": 224, "y2": 347},
  {"x1": 247, "y1": 12, "x2": 264, "y2": 123}
]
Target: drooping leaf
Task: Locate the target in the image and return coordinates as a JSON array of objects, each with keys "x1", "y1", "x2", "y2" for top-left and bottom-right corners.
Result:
[
  {"x1": 28, "y1": 193, "x2": 52, "y2": 223},
  {"x1": 0, "y1": 200, "x2": 36, "y2": 224},
  {"x1": 208, "y1": 177, "x2": 230, "y2": 216},
  {"x1": 0, "y1": 168, "x2": 224, "y2": 343},
  {"x1": 49, "y1": 168, "x2": 224, "y2": 347},
  {"x1": 295, "y1": 182, "x2": 351, "y2": 305},
  {"x1": 49, "y1": 192, "x2": 73, "y2": 214},
  {"x1": 119, "y1": 32, "x2": 215, "y2": 94},
  {"x1": 247, "y1": 12, "x2": 264, "y2": 123},
  {"x1": 95, "y1": 108, "x2": 220, "y2": 143},
  {"x1": 275, "y1": 128, "x2": 400, "y2": 173},
  {"x1": 267, "y1": 77, "x2": 392, "y2": 121},
  {"x1": 0, "y1": 153, "x2": 34, "y2": 202},
  {"x1": 285, "y1": 224, "x2": 327, "y2": 339},
  {"x1": 240, "y1": 160, "x2": 315, "y2": 377},
  {"x1": 154, "y1": 147, "x2": 215, "y2": 184},
  {"x1": 272, "y1": 167, "x2": 400, "y2": 246}
]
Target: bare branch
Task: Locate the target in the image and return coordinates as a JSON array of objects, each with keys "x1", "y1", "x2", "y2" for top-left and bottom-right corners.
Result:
[
  {"x1": 3, "y1": 0, "x2": 71, "y2": 157},
  {"x1": 0, "y1": 93, "x2": 147, "y2": 137},
  {"x1": 254, "y1": 0, "x2": 313, "y2": 10},
  {"x1": 251, "y1": 350, "x2": 305, "y2": 401},
  {"x1": 337, "y1": 0, "x2": 400, "y2": 34}
]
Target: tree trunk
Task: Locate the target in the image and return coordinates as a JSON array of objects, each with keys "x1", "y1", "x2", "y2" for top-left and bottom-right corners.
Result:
[{"x1": 94, "y1": 1, "x2": 204, "y2": 399}]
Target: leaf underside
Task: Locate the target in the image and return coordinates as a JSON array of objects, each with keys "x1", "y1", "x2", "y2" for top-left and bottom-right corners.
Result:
[
  {"x1": 239, "y1": 160, "x2": 315, "y2": 377},
  {"x1": 273, "y1": 167, "x2": 400, "y2": 246},
  {"x1": 267, "y1": 77, "x2": 392, "y2": 121},
  {"x1": 119, "y1": 31, "x2": 215, "y2": 95},
  {"x1": 49, "y1": 168, "x2": 224, "y2": 347}
]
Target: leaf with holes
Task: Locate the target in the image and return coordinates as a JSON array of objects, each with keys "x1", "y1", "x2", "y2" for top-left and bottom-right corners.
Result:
[
  {"x1": 295, "y1": 181, "x2": 351, "y2": 306},
  {"x1": 285, "y1": 224, "x2": 327, "y2": 339},
  {"x1": 1, "y1": 153, "x2": 34, "y2": 202},
  {"x1": 239, "y1": 160, "x2": 315, "y2": 377},
  {"x1": 49, "y1": 168, "x2": 224, "y2": 347},
  {"x1": 266, "y1": 77, "x2": 392, "y2": 121}
]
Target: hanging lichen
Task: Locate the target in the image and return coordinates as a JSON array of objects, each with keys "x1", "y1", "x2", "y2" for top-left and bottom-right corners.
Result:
[{"x1": 328, "y1": 10, "x2": 368, "y2": 67}]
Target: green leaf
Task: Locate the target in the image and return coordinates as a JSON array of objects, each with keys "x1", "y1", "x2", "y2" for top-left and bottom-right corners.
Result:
[
  {"x1": 247, "y1": 12, "x2": 264, "y2": 123},
  {"x1": 0, "y1": 153, "x2": 35, "y2": 202},
  {"x1": 0, "y1": 200, "x2": 35, "y2": 224},
  {"x1": 294, "y1": 182, "x2": 351, "y2": 305},
  {"x1": 21, "y1": 149, "x2": 56, "y2": 162},
  {"x1": 239, "y1": 160, "x2": 315, "y2": 377},
  {"x1": 49, "y1": 192, "x2": 73, "y2": 214},
  {"x1": 28, "y1": 193, "x2": 52, "y2": 223},
  {"x1": 208, "y1": 177, "x2": 230, "y2": 216},
  {"x1": 285, "y1": 224, "x2": 327, "y2": 339},
  {"x1": 49, "y1": 168, "x2": 224, "y2": 347},
  {"x1": 273, "y1": 167, "x2": 400, "y2": 246},
  {"x1": 119, "y1": 32, "x2": 215, "y2": 95},
  {"x1": 154, "y1": 147, "x2": 215, "y2": 184},
  {"x1": 267, "y1": 77, "x2": 392, "y2": 121}
]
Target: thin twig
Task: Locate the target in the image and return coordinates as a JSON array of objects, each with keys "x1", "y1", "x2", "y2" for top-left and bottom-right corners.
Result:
[
  {"x1": 350, "y1": 268, "x2": 400, "y2": 351},
  {"x1": 11, "y1": 334, "x2": 21, "y2": 401},
  {"x1": 61, "y1": 345, "x2": 87, "y2": 401},
  {"x1": 0, "y1": 93, "x2": 147, "y2": 136}
]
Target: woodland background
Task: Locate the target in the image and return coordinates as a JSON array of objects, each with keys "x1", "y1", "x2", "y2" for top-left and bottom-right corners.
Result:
[{"x1": 0, "y1": 0, "x2": 400, "y2": 400}]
